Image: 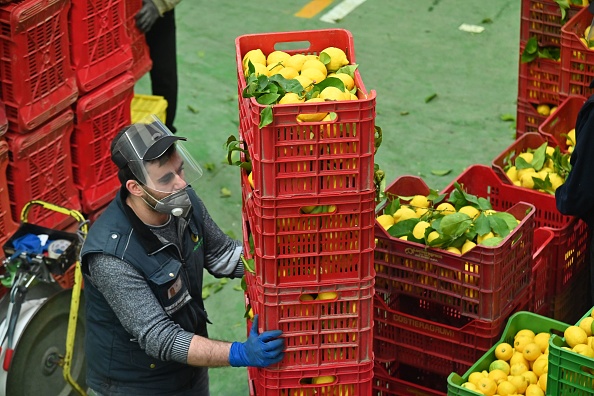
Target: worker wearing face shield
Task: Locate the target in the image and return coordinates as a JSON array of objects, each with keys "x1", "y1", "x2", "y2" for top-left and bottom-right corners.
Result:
[{"x1": 80, "y1": 116, "x2": 284, "y2": 396}]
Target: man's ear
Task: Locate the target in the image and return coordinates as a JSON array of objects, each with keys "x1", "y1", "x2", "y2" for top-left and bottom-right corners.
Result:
[{"x1": 126, "y1": 180, "x2": 144, "y2": 197}]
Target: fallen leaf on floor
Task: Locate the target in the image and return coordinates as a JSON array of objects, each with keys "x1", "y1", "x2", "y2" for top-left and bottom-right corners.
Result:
[
  {"x1": 500, "y1": 114, "x2": 515, "y2": 122},
  {"x1": 425, "y1": 93, "x2": 437, "y2": 103},
  {"x1": 204, "y1": 163, "x2": 215, "y2": 171},
  {"x1": 400, "y1": 111, "x2": 409, "y2": 116},
  {"x1": 220, "y1": 187, "x2": 232, "y2": 197},
  {"x1": 187, "y1": 105, "x2": 199, "y2": 113},
  {"x1": 431, "y1": 169, "x2": 452, "y2": 176}
]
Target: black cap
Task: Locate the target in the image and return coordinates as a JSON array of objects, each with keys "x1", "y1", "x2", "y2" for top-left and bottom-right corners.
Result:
[{"x1": 111, "y1": 120, "x2": 186, "y2": 169}]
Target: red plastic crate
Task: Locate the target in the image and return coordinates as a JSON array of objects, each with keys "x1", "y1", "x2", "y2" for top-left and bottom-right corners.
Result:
[
  {"x1": 71, "y1": 73, "x2": 134, "y2": 213},
  {"x1": 68, "y1": 0, "x2": 133, "y2": 93},
  {"x1": 0, "y1": 140, "x2": 18, "y2": 257},
  {"x1": 244, "y1": 189, "x2": 375, "y2": 286},
  {"x1": 375, "y1": 171, "x2": 535, "y2": 321},
  {"x1": 516, "y1": 99, "x2": 549, "y2": 138},
  {"x1": 491, "y1": 132, "x2": 562, "y2": 185},
  {"x1": 5, "y1": 110, "x2": 81, "y2": 229},
  {"x1": 0, "y1": 0, "x2": 78, "y2": 133},
  {"x1": 561, "y1": 6, "x2": 594, "y2": 97},
  {"x1": 373, "y1": 361, "x2": 446, "y2": 396},
  {"x1": 0, "y1": 101, "x2": 7, "y2": 137},
  {"x1": 244, "y1": 271, "x2": 374, "y2": 370},
  {"x1": 373, "y1": 288, "x2": 529, "y2": 378},
  {"x1": 520, "y1": 0, "x2": 583, "y2": 47},
  {"x1": 517, "y1": 45, "x2": 561, "y2": 106},
  {"x1": 236, "y1": 29, "x2": 376, "y2": 198},
  {"x1": 253, "y1": 361, "x2": 373, "y2": 396},
  {"x1": 530, "y1": 227, "x2": 554, "y2": 315},
  {"x1": 124, "y1": 0, "x2": 152, "y2": 81},
  {"x1": 539, "y1": 94, "x2": 586, "y2": 148}
]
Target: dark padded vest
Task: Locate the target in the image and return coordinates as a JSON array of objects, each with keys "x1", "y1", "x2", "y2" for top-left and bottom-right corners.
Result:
[{"x1": 81, "y1": 189, "x2": 209, "y2": 394}]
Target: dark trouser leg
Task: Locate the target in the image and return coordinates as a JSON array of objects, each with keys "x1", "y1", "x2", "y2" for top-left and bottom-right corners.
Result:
[
  {"x1": 145, "y1": 9, "x2": 178, "y2": 133},
  {"x1": 590, "y1": 230, "x2": 594, "y2": 306}
]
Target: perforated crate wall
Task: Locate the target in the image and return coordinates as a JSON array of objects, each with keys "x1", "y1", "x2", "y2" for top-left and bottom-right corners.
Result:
[
  {"x1": 5, "y1": 110, "x2": 81, "y2": 229},
  {"x1": 123, "y1": 0, "x2": 152, "y2": 81},
  {"x1": 68, "y1": 0, "x2": 133, "y2": 93},
  {"x1": 0, "y1": 0, "x2": 78, "y2": 133},
  {"x1": 0, "y1": 140, "x2": 18, "y2": 257},
  {"x1": 71, "y1": 73, "x2": 135, "y2": 213}
]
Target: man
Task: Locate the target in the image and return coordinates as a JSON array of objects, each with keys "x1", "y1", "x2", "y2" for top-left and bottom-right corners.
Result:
[
  {"x1": 81, "y1": 116, "x2": 284, "y2": 395},
  {"x1": 136, "y1": 0, "x2": 179, "y2": 132}
]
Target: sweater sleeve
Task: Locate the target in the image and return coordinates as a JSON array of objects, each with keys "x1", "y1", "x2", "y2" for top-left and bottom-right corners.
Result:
[
  {"x1": 555, "y1": 97, "x2": 594, "y2": 226},
  {"x1": 193, "y1": 197, "x2": 244, "y2": 278},
  {"x1": 86, "y1": 253, "x2": 194, "y2": 364}
]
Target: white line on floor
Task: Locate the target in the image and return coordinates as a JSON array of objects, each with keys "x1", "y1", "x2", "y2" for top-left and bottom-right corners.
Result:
[{"x1": 320, "y1": 0, "x2": 367, "y2": 23}]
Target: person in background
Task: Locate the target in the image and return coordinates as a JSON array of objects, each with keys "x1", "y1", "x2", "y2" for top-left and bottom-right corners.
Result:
[
  {"x1": 136, "y1": 0, "x2": 180, "y2": 133},
  {"x1": 81, "y1": 116, "x2": 284, "y2": 395},
  {"x1": 554, "y1": 88, "x2": 594, "y2": 306}
]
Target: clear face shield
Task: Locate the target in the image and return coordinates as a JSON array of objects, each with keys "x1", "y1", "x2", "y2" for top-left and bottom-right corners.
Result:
[{"x1": 112, "y1": 115, "x2": 203, "y2": 216}]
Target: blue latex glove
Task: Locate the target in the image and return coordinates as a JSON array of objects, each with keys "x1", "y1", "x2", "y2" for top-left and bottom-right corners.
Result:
[
  {"x1": 229, "y1": 315, "x2": 284, "y2": 367},
  {"x1": 135, "y1": 0, "x2": 160, "y2": 33}
]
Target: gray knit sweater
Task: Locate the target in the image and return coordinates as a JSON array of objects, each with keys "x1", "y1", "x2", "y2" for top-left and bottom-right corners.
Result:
[{"x1": 86, "y1": 199, "x2": 243, "y2": 365}]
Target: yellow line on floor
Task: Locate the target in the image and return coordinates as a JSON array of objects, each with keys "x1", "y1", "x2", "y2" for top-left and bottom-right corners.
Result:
[{"x1": 295, "y1": 0, "x2": 334, "y2": 18}]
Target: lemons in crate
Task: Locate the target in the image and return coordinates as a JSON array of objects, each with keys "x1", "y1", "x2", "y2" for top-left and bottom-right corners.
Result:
[{"x1": 320, "y1": 47, "x2": 349, "y2": 72}]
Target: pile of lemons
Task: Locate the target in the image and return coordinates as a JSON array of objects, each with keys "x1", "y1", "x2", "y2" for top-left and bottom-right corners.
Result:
[
  {"x1": 461, "y1": 329, "x2": 550, "y2": 395},
  {"x1": 242, "y1": 46, "x2": 357, "y2": 122}
]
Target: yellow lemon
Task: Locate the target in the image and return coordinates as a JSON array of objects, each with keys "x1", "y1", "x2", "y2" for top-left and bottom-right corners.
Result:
[
  {"x1": 279, "y1": 92, "x2": 304, "y2": 105},
  {"x1": 320, "y1": 46, "x2": 349, "y2": 72},
  {"x1": 469, "y1": 371, "x2": 487, "y2": 385},
  {"x1": 319, "y1": 86, "x2": 349, "y2": 101},
  {"x1": 267, "y1": 63, "x2": 284, "y2": 75},
  {"x1": 522, "y1": 343, "x2": 542, "y2": 361},
  {"x1": 545, "y1": 145, "x2": 555, "y2": 156},
  {"x1": 579, "y1": 316, "x2": 594, "y2": 336},
  {"x1": 393, "y1": 206, "x2": 418, "y2": 223},
  {"x1": 328, "y1": 72, "x2": 355, "y2": 91},
  {"x1": 244, "y1": 62, "x2": 268, "y2": 77},
  {"x1": 266, "y1": 50, "x2": 290, "y2": 66},
  {"x1": 573, "y1": 343, "x2": 594, "y2": 358},
  {"x1": 497, "y1": 380, "x2": 518, "y2": 396},
  {"x1": 242, "y1": 48, "x2": 266, "y2": 69},
  {"x1": 436, "y1": 202, "x2": 455, "y2": 215},
  {"x1": 284, "y1": 54, "x2": 307, "y2": 72},
  {"x1": 410, "y1": 194, "x2": 430, "y2": 208},
  {"x1": 461, "y1": 382, "x2": 479, "y2": 391},
  {"x1": 495, "y1": 342, "x2": 514, "y2": 361},
  {"x1": 525, "y1": 383, "x2": 544, "y2": 396},
  {"x1": 300, "y1": 67, "x2": 326, "y2": 84},
  {"x1": 505, "y1": 166, "x2": 519, "y2": 182},
  {"x1": 476, "y1": 377, "x2": 498, "y2": 396},
  {"x1": 376, "y1": 214, "x2": 395, "y2": 231},
  {"x1": 427, "y1": 231, "x2": 441, "y2": 245},
  {"x1": 458, "y1": 205, "x2": 480, "y2": 220},
  {"x1": 277, "y1": 66, "x2": 299, "y2": 79},
  {"x1": 294, "y1": 75, "x2": 313, "y2": 92},
  {"x1": 531, "y1": 356, "x2": 548, "y2": 378},
  {"x1": 296, "y1": 98, "x2": 327, "y2": 123},
  {"x1": 521, "y1": 370, "x2": 538, "y2": 385},
  {"x1": 538, "y1": 374, "x2": 547, "y2": 392},
  {"x1": 412, "y1": 221, "x2": 431, "y2": 240},
  {"x1": 461, "y1": 239, "x2": 476, "y2": 254},
  {"x1": 510, "y1": 351, "x2": 530, "y2": 369},
  {"x1": 477, "y1": 231, "x2": 496, "y2": 245},
  {"x1": 515, "y1": 329, "x2": 536, "y2": 340},
  {"x1": 302, "y1": 59, "x2": 328, "y2": 77},
  {"x1": 514, "y1": 335, "x2": 533, "y2": 353},
  {"x1": 508, "y1": 375, "x2": 528, "y2": 394},
  {"x1": 536, "y1": 104, "x2": 550, "y2": 117},
  {"x1": 520, "y1": 172, "x2": 538, "y2": 189},
  {"x1": 509, "y1": 363, "x2": 529, "y2": 376},
  {"x1": 517, "y1": 152, "x2": 534, "y2": 165},
  {"x1": 446, "y1": 246, "x2": 461, "y2": 255},
  {"x1": 247, "y1": 172, "x2": 254, "y2": 189},
  {"x1": 566, "y1": 128, "x2": 576, "y2": 146},
  {"x1": 533, "y1": 332, "x2": 550, "y2": 353},
  {"x1": 489, "y1": 360, "x2": 510, "y2": 375},
  {"x1": 312, "y1": 375, "x2": 336, "y2": 384},
  {"x1": 315, "y1": 292, "x2": 337, "y2": 301},
  {"x1": 488, "y1": 369, "x2": 508, "y2": 385},
  {"x1": 565, "y1": 326, "x2": 588, "y2": 348}
]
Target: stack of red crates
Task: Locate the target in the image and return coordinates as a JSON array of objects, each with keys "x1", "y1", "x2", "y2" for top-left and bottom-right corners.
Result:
[
  {"x1": 373, "y1": 166, "x2": 536, "y2": 395},
  {"x1": 236, "y1": 29, "x2": 377, "y2": 395},
  {"x1": 0, "y1": 0, "x2": 80, "y2": 230},
  {"x1": 516, "y1": 0, "x2": 585, "y2": 137}
]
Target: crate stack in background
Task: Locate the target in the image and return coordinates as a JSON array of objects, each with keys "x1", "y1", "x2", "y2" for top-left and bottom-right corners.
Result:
[
  {"x1": 372, "y1": 167, "x2": 537, "y2": 395},
  {"x1": 0, "y1": 0, "x2": 80, "y2": 230},
  {"x1": 235, "y1": 29, "x2": 377, "y2": 395},
  {"x1": 516, "y1": 0, "x2": 585, "y2": 136},
  {"x1": 513, "y1": 0, "x2": 593, "y2": 325},
  {"x1": 0, "y1": 0, "x2": 154, "y2": 263}
]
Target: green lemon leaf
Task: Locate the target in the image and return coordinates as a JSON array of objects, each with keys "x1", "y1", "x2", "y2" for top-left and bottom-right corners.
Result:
[
  {"x1": 384, "y1": 199, "x2": 401, "y2": 216},
  {"x1": 531, "y1": 143, "x2": 548, "y2": 170},
  {"x1": 440, "y1": 213, "x2": 472, "y2": 238},
  {"x1": 474, "y1": 213, "x2": 491, "y2": 236},
  {"x1": 314, "y1": 76, "x2": 345, "y2": 92},
  {"x1": 478, "y1": 197, "x2": 493, "y2": 211},
  {"x1": 431, "y1": 169, "x2": 452, "y2": 176},
  {"x1": 515, "y1": 156, "x2": 533, "y2": 170},
  {"x1": 488, "y1": 214, "x2": 514, "y2": 238},
  {"x1": 335, "y1": 64, "x2": 358, "y2": 78},
  {"x1": 480, "y1": 237, "x2": 504, "y2": 247},
  {"x1": 319, "y1": 52, "x2": 331, "y2": 66},
  {"x1": 388, "y1": 218, "x2": 419, "y2": 238},
  {"x1": 259, "y1": 105, "x2": 273, "y2": 128}
]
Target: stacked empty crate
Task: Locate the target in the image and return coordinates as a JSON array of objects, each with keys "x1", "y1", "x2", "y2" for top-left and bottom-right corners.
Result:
[
  {"x1": 372, "y1": 167, "x2": 536, "y2": 395},
  {"x1": 516, "y1": 0, "x2": 586, "y2": 136},
  {"x1": 236, "y1": 29, "x2": 377, "y2": 395},
  {"x1": 512, "y1": 0, "x2": 593, "y2": 325}
]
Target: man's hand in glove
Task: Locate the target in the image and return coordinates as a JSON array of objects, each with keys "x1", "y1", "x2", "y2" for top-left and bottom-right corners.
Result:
[
  {"x1": 135, "y1": 0, "x2": 160, "y2": 33},
  {"x1": 228, "y1": 315, "x2": 285, "y2": 368}
]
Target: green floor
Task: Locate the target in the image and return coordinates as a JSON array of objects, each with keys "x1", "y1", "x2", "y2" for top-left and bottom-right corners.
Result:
[{"x1": 134, "y1": 0, "x2": 522, "y2": 393}]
